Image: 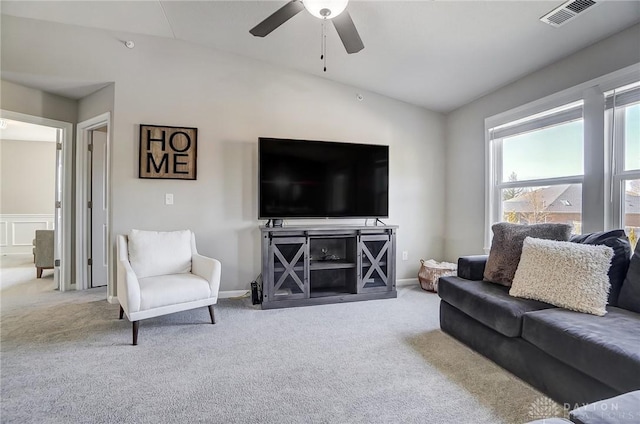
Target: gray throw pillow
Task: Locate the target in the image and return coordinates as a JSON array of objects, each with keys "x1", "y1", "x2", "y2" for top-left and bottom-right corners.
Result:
[
  {"x1": 570, "y1": 230, "x2": 631, "y2": 306},
  {"x1": 484, "y1": 222, "x2": 573, "y2": 286},
  {"x1": 618, "y1": 242, "x2": 640, "y2": 313}
]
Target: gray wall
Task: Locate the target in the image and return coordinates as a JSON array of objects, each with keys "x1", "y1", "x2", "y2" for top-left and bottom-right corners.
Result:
[
  {"x1": 78, "y1": 84, "x2": 114, "y2": 123},
  {"x1": 443, "y1": 23, "x2": 640, "y2": 261},
  {"x1": 0, "y1": 139, "x2": 56, "y2": 214},
  {"x1": 0, "y1": 80, "x2": 77, "y2": 123},
  {"x1": 1, "y1": 15, "x2": 446, "y2": 293}
]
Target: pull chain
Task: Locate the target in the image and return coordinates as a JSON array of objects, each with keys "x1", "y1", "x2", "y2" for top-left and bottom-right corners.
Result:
[
  {"x1": 320, "y1": 20, "x2": 324, "y2": 61},
  {"x1": 321, "y1": 19, "x2": 327, "y2": 72}
]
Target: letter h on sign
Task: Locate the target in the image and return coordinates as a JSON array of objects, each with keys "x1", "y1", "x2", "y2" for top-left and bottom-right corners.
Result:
[{"x1": 139, "y1": 124, "x2": 197, "y2": 180}]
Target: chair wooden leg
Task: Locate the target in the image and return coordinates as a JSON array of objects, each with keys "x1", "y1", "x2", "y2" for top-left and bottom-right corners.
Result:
[
  {"x1": 208, "y1": 305, "x2": 216, "y2": 324},
  {"x1": 132, "y1": 321, "x2": 139, "y2": 346},
  {"x1": 37, "y1": 267, "x2": 43, "y2": 278},
  {"x1": 119, "y1": 306, "x2": 124, "y2": 320}
]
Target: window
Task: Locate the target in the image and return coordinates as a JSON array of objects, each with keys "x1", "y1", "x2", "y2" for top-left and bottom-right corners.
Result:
[
  {"x1": 607, "y1": 82, "x2": 640, "y2": 250},
  {"x1": 488, "y1": 102, "x2": 584, "y2": 238},
  {"x1": 486, "y1": 73, "x2": 640, "y2": 252}
]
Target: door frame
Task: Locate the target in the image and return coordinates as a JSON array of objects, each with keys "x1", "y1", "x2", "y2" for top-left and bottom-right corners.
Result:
[
  {"x1": 0, "y1": 109, "x2": 74, "y2": 291},
  {"x1": 76, "y1": 113, "x2": 112, "y2": 299}
]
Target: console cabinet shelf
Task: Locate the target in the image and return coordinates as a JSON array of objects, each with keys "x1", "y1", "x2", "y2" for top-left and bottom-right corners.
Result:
[{"x1": 260, "y1": 225, "x2": 397, "y2": 309}]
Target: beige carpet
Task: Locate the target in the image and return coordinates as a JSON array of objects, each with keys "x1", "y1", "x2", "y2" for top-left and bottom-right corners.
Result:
[{"x1": 1, "y1": 254, "x2": 562, "y2": 423}]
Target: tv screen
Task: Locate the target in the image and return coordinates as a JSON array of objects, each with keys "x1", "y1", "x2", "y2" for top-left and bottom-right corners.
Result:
[{"x1": 259, "y1": 138, "x2": 389, "y2": 219}]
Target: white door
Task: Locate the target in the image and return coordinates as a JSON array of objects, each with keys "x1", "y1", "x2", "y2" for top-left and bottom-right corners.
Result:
[
  {"x1": 90, "y1": 128, "x2": 108, "y2": 287},
  {"x1": 53, "y1": 129, "x2": 62, "y2": 290}
]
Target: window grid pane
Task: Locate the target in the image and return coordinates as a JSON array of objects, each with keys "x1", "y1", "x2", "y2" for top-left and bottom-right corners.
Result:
[
  {"x1": 501, "y1": 184, "x2": 582, "y2": 234},
  {"x1": 624, "y1": 179, "x2": 640, "y2": 250},
  {"x1": 501, "y1": 120, "x2": 584, "y2": 182},
  {"x1": 624, "y1": 104, "x2": 640, "y2": 171}
]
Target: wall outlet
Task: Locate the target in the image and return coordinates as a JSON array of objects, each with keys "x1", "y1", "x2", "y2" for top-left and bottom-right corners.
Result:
[
  {"x1": 165, "y1": 193, "x2": 174, "y2": 205},
  {"x1": 402, "y1": 251, "x2": 408, "y2": 261}
]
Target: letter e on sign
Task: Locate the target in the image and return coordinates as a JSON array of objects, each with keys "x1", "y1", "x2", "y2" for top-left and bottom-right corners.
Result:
[{"x1": 139, "y1": 124, "x2": 197, "y2": 180}]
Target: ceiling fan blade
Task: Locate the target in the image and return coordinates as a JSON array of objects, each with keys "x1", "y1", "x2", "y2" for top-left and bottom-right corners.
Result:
[
  {"x1": 250, "y1": 0, "x2": 305, "y2": 37},
  {"x1": 332, "y1": 11, "x2": 364, "y2": 54}
]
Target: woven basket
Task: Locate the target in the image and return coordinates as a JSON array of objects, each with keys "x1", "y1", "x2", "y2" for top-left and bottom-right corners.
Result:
[{"x1": 418, "y1": 259, "x2": 457, "y2": 292}]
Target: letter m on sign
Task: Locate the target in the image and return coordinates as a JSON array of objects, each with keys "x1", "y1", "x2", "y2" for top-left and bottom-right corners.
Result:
[{"x1": 139, "y1": 124, "x2": 197, "y2": 180}]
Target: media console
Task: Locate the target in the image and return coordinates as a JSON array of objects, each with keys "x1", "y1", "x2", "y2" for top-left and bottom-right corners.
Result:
[{"x1": 260, "y1": 224, "x2": 398, "y2": 309}]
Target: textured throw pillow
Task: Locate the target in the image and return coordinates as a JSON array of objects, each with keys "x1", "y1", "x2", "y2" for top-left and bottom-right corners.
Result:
[
  {"x1": 618, "y1": 242, "x2": 640, "y2": 313},
  {"x1": 128, "y1": 229, "x2": 192, "y2": 279},
  {"x1": 570, "y1": 230, "x2": 631, "y2": 306},
  {"x1": 484, "y1": 222, "x2": 573, "y2": 286},
  {"x1": 510, "y1": 237, "x2": 614, "y2": 316}
]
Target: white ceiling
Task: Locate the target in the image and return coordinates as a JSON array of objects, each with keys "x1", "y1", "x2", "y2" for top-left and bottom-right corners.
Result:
[{"x1": 1, "y1": 1, "x2": 639, "y2": 112}]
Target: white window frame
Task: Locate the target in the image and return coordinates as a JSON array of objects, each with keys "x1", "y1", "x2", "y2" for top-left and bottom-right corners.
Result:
[
  {"x1": 488, "y1": 106, "x2": 584, "y2": 246},
  {"x1": 484, "y1": 63, "x2": 640, "y2": 252},
  {"x1": 607, "y1": 86, "x2": 640, "y2": 230}
]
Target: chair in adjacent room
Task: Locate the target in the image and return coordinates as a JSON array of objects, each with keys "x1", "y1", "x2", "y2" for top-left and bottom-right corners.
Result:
[
  {"x1": 116, "y1": 229, "x2": 221, "y2": 345},
  {"x1": 34, "y1": 230, "x2": 54, "y2": 278}
]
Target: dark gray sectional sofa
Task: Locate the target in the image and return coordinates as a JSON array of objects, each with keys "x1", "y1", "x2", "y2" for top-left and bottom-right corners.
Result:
[{"x1": 438, "y1": 231, "x2": 640, "y2": 407}]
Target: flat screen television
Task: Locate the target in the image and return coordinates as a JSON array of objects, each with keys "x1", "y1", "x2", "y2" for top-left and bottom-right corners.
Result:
[{"x1": 259, "y1": 138, "x2": 389, "y2": 219}]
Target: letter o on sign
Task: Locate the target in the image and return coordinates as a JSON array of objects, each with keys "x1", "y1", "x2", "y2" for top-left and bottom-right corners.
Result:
[{"x1": 169, "y1": 131, "x2": 192, "y2": 153}]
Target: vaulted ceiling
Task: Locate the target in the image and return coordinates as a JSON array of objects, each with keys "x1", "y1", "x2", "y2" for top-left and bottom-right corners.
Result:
[{"x1": 1, "y1": 1, "x2": 639, "y2": 112}]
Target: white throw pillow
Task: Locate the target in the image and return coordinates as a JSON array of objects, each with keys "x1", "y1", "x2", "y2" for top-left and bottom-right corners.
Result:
[
  {"x1": 509, "y1": 237, "x2": 614, "y2": 316},
  {"x1": 128, "y1": 229, "x2": 192, "y2": 279}
]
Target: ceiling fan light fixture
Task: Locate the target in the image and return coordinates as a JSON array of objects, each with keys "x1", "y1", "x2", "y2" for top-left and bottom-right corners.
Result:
[{"x1": 303, "y1": 0, "x2": 349, "y2": 19}]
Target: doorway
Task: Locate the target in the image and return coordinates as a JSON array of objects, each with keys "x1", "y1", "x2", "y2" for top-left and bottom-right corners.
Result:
[
  {"x1": 90, "y1": 126, "x2": 108, "y2": 287},
  {"x1": 0, "y1": 110, "x2": 74, "y2": 292},
  {"x1": 76, "y1": 113, "x2": 111, "y2": 295}
]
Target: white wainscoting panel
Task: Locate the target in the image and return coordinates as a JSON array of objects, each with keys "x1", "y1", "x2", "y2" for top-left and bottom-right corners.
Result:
[
  {"x1": 0, "y1": 221, "x2": 7, "y2": 246},
  {"x1": 0, "y1": 214, "x2": 54, "y2": 254}
]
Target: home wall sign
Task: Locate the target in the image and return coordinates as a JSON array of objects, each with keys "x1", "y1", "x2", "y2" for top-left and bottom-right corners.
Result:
[{"x1": 139, "y1": 124, "x2": 197, "y2": 180}]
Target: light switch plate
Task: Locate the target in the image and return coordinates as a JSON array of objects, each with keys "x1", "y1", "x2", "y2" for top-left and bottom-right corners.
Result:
[{"x1": 165, "y1": 193, "x2": 174, "y2": 205}]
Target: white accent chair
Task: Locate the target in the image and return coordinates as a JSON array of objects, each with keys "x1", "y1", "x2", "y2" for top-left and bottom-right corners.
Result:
[{"x1": 116, "y1": 229, "x2": 221, "y2": 345}]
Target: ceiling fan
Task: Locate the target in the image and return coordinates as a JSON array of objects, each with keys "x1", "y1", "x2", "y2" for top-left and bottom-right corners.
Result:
[{"x1": 249, "y1": 0, "x2": 364, "y2": 54}]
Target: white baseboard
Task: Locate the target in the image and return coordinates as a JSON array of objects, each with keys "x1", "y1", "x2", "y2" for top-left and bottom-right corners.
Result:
[
  {"x1": 107, "y1": 285, "x2": 417, "y2": 303},
  {"x1": 396, "y1": 278, "x2": 418, "y2": 287},
  {"x1": 219, "y1": 290, "x2": 250, "y2": 299}
]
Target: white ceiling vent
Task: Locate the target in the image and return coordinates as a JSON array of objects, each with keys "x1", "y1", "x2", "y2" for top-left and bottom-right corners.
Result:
[{"x1": 540, "y1": 0, "x2": 602, "y2": 27}]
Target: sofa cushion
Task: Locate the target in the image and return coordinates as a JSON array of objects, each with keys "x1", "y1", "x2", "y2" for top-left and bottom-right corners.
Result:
[
  {"x1": 570, "y1": 390, "x2": 640, "y2": 424},
  {"x1": 618, "y1": 241, "x2": 640, "y2": 313},
  {"x1": 128, "y1": 229, "x2": 192, "y2": 279},
  {"x1": 457, "y1": 255, "x2": 488, "y2": 281},
  {"x1": 522, "y1": 307, "x2": 640, "y2": 393},
  {"x1": 139, "y1": 273, "x2": 211, "y2": 311},
  {"x1": 484, "y1": 222, "x2": 572, "y2": 287},
  {"x1": 438, "y1": 276, "x2": 555, "y2": 337},
  {"x1": 570, "y1": 230, "x2": 632, "y2": 306},
  {"x1": 510, "y1": 237, "x2": 613, "y2": 316}
]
